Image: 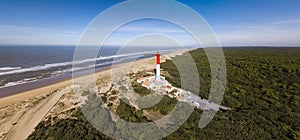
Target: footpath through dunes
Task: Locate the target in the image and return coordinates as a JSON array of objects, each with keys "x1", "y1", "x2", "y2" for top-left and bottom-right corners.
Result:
[{"x1": 3, "y1": 87, "x2": 71, "y2": 140}]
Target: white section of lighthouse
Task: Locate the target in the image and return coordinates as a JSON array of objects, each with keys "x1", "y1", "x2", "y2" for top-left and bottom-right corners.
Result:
[{"x1": 155, "y1": 52, "x2": 161, "y2": 82}]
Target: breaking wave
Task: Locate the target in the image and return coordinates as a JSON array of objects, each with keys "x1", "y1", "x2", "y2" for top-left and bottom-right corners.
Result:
[
  {"x1": 0, "y1": 67, "x2": 22, "y2": 71},
  {"x1": 0, "y1": 50, "x2": 163, "y2": 76}
]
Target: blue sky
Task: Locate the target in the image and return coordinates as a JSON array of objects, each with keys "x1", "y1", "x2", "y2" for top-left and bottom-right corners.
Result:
[{"x1": 0, "y1": 0, "x2": 300, "y2": 46}]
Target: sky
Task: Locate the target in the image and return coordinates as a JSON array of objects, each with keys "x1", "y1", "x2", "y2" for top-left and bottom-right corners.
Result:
[{"x1": 0, "y1": 0, "x2": 300, "y2": 46}]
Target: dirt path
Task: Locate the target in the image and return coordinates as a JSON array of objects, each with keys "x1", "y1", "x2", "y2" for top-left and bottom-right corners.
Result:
[{"x1": 3, "y1": 89, "x2": 68, "y2": 140}]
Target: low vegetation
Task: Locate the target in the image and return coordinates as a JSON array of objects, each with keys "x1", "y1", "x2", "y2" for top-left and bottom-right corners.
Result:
[
  {"x1": 132, "y1": 82, "x2": 151, "y2": 96},
  {"x1": 27, "y1": 109, "x2": 112, "y2": 140},
  {"x1": 116, "y1": 99, "x2": 149, "y2": 123},
  {"x1": 144, "y1": 95, "x2": 177, "y2": 115}
]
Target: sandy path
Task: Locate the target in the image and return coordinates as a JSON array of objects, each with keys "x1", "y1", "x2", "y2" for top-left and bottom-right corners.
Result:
[{"x1": 3, "y1": 89, "x2": 68, "y2": 140}]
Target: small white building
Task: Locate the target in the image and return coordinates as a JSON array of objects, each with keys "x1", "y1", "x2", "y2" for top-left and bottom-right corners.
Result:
[
  {"x1": 137, "y1": 77, "x2": 145, "y2": 83},
  {"x1": 142, "y1": 79, "x2": 151, "y2": 89},
  {"x1": 192, "y1": 101, "x2": 200, "y2": 107},
  {"x1": 166, "y1": 85, "x2": 173, "y2": 93},
  {"x1": 174, "y1": 91, "x2": 180, "y2": 97}
]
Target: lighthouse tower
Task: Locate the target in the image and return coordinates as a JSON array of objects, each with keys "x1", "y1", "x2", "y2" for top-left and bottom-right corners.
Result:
[
  {"x1": 151, "y1": 51, "x2": 165, "y2": 85},
  {"x1": 155, "y1": 52, "x2": 161, "y2": 82}
]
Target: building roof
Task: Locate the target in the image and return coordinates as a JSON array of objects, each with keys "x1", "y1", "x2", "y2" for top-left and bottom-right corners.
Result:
[
  {"x1": 138, "y1": 77, "x2": 145, "y2": 81},
  {"x1": 143, "y1": 80, "x2": 151, "y2": 87}
]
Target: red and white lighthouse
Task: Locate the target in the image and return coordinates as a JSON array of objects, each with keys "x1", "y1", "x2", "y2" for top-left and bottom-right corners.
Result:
[{"x1": 155, "y1": 52, "x2": 161, "y2": 81}]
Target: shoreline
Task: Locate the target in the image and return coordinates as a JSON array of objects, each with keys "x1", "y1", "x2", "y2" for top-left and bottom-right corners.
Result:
[
  {"x1": 0, "y1": 66, "x2": 112, "y2": 98},
  {"x1": 0, "y1": 49, "x2": 189, "y2": 108}
]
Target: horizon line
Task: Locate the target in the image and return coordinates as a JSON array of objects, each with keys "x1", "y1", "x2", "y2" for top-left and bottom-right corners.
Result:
[{"x1": 0, "y1": 44, "x2": 299, "y2": 48}]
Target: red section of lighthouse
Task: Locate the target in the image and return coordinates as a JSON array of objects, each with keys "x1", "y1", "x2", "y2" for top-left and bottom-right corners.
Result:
[{"x1": 156, "y1": 53, "x2": 160, "y2": 64}]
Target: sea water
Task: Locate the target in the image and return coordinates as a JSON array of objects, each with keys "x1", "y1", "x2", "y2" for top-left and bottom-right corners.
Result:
[{"x1": 0, "y1": 45, "x2": 185, "y2": 90}]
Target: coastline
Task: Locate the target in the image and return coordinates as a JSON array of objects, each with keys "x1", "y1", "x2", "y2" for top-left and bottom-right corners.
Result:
[
  {"x1": 0, "y1": 49, "x2": 189, "y2": 108},
  {"x1": 0, "y1": 66, "x2": 111, "y2": 107}
]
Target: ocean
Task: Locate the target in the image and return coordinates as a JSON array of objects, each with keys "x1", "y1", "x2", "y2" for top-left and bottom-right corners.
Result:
[{"x1": 0, "y1": 45, "x2": 186, "y2": 97}]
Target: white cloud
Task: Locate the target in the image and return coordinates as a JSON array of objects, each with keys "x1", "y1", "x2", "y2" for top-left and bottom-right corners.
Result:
[
  {"x1": 117, "y1": 26, "x2": 185, "y2": 34},
  {"x1": 272, "y1": 19, "x2": 300, "y2": 25},
  {"x1": 0, "y1": 25, "x2": 79, "y2": 34},
  {"x1": 218, "y1": 19, "x2": 300, "y2": 46},
  {"x1": 0, "y1": 24, "x2": 80, "y2": 45},
  {"x1": 102, "y1": 33, "x2": 198, "y2": 47},
  {"x1": 222, "y1": 19, "x2": 300, "y2": 30}
]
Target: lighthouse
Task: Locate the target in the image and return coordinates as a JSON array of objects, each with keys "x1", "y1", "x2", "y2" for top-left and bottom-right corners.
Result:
[{"x1": 155, "y1": 52, "x2": 161, "y2": 82}]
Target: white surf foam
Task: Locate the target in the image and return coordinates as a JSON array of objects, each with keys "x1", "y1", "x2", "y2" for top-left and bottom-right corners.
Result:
[
  {"x1": 0, "y1": 67, "x2": 22, "y2": 71},
  {"x1": 0, "y1": 51, "x2": 153, "y2": 76}
]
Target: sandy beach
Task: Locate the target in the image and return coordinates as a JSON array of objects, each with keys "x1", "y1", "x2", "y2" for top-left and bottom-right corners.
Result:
[{"x1": 0, "y1": 49, "x2": 189, "y2": 140}]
